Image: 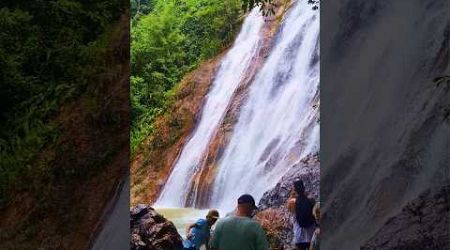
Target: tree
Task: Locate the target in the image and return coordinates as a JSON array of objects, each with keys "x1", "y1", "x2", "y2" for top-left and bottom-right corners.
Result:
[
  {"x1": 242, "y1": 0, "x2": 320, "y2": 14},
  {"x1": 130, "y1": 0, "x2": 242, "y2": 151}
]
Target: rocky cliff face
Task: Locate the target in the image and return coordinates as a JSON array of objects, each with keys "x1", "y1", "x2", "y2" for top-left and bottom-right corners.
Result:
[
  {"x1": 362, "y1": 185, "x2": 450, "y2": 250},
  {"x1": 256, "y1": 154, "x2": 319, "y2": 250},
  {"x1": 259, "y1": 154, "x2": 320, "y2": 210},
  {"x1": 130, "y1": 51, "x2": 225, "y2": 205},
  {"x1": 321, "y1": 0, "x2": 449, "y2": 248},
  {"x1": 130, "y1": 205, "x2": 183, "y2": 250}
]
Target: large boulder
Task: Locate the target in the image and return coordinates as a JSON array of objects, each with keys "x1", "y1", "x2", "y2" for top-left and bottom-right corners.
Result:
[{"x1": 130, "y1": 204, "x2": 183, "y2": 250}]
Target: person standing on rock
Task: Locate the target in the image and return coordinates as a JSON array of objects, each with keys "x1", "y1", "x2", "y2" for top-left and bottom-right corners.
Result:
[
  {"x1": 287, "y1": 180, "x2": 316, "y2": 250},
  {"x1": 184, "y1": 209, "x2": 220, "y2": 250},
  {"x1": 210, "y1": 194, "x2": 269, "y2": 250}
]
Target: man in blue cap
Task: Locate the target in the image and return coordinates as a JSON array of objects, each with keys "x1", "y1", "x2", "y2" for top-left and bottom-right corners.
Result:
[{"x1": 210, "y1": 194, "x2": 269, "y2": 250}]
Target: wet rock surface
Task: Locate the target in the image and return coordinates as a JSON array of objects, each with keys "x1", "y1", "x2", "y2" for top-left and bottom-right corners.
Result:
[
  {"x1": 130, "y1": 204, "x2": 183, "y2": 250},
  {"x1": 321, "y1": 0, "x2": 449, "y2": 248},
  {"x1": 258, "y1": 154, "x2": 320, "y2": 210},
  {"x1": 362, "y1": 185, "x2": 450, "y2": 250},
  {"x1": 257, "y1": 154, "x2": 319, "y2": 249}
]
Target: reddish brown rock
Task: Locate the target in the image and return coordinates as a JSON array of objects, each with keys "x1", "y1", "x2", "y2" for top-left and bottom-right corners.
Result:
[
  {"x1": 130, "y1": 50, "x2": 227, "y2": 206},
  {"x1": 255, "y1": 208, "x2": 295, "y2": 250},
  {"x1": 185, "y1": 1, "x2": 290, "y2": 208}
]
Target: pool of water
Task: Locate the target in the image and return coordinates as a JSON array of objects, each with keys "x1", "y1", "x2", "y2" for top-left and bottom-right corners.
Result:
[
  {"x1": 155, "y1": 207, "x2": 232, "y2": 250},
  {"x1": 155, "y1": 207, "x2": 210, "y2": 239}
]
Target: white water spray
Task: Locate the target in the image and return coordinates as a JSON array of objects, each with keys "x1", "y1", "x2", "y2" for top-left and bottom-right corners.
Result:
[
  {"x1": 157, "y1": 1, "x2": 319, "y2": 211},
  {"x1": 211, "y1": 1, "x2": 320, "y2": 210},
  {"x1": 156, "y1": 8, "x2": 265, "y2": 207}
]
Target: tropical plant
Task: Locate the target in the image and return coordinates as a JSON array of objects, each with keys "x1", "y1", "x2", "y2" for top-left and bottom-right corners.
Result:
[{"x1": 130, "y1": 0, "x2": 243, "y2": 152}]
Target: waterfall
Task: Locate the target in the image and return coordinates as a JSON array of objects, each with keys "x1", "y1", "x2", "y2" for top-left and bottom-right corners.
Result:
[
  {"x1": 156, "y1": 8, "x2": 265, "y2": 207},
  {"x1": 211, "y1": 1, "x2": 320, "y2": 210},
  {"x1": 157, "y1": 0, "x2": 320, "y2": 211}
]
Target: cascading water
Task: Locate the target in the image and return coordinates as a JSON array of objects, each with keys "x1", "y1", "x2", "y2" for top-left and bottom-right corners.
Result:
[
  {"x1": 157, "y1": 0, "x2": 319, "y2": 211},
  {"x1": 211, "y1": 1, "x2": 320, "y2": 210},
  {"x1": 156, "y1": 8, "x2": 265, "y2": 207}
]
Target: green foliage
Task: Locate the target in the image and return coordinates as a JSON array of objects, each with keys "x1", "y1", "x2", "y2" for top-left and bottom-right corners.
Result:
[
  {"x1": 131, "y1": 0, "x2": 243, "y2": 152},
  {"x1": 131, "y1": 0, "x2": 155, "y2": 22},
  {"x1": 0, "y1": 0, "x2": 126, "y2": 207},
  {"x1": 242, "y1": 0, "x2": 320, "y2": 13},
  {"x1": 242, "y1": 0, "x2": 275, "y2": 15}
]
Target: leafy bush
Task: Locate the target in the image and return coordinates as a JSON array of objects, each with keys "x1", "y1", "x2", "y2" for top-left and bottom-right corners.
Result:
[
  {"x1": 131, "y1": 0, "x2": 243, "y2": 152},
  {"x1": 0, "y1": 0, "x2": 125, "y2": 207},
  {"x1": 131, "y1": 0, "x2": 155, "y2": 22}
]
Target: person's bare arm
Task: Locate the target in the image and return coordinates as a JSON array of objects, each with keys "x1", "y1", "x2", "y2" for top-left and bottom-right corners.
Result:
[
  {"x1": 186, "y1": 223, "x2": 196, "y2": 239},
  {"x1": 287, "y1": 198, "x2": 296, "y2": 213}
]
